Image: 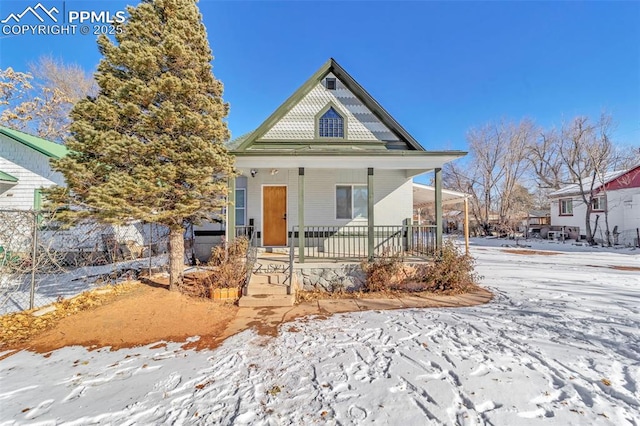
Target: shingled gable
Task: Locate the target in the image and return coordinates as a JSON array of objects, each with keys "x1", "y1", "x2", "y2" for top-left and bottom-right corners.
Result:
[{"x1": 231, "y1": 58, "x2": 428, "y2": 153}]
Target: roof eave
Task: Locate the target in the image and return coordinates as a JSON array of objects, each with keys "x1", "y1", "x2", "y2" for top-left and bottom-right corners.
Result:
[{"x1": 231, "y1": 150, "x2": 467, "y2": 157}]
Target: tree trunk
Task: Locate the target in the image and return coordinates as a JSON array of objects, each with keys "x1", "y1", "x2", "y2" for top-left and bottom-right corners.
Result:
[
  {"x1": 585, "y1": 205, "x2": 594, "y2": 245},
  {"x1": 168, "y1": 226, "x2": 185, "y2": 291},
  {"x1": 603, "y1": 194, "x2": 611, "y2": 247}
]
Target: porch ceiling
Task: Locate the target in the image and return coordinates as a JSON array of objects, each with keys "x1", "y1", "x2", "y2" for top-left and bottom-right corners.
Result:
[
  {"x1": 413, "y1": 183, "x2": 469, "y2": 207},
  {"x1": 234, "y1": 152, "x2": 466, "y2": 170}
]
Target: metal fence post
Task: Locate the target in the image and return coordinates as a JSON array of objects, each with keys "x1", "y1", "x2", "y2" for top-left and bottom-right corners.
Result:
[
  {"x1": 29, "y1": 210, "x2": 38, "y2": 310},
  {"x1": 148, "y1": 222, "x2": 152, "y2": 276}
]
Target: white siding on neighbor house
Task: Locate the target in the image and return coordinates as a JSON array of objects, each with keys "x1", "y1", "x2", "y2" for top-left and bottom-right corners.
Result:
[
  {"x1": 260, "y1": 73, "x2": 400, "y2": 143},
  {"x1": 550, "y1": 188, "x2": 640, "y2": 245},
  {"x1": 550, "y1": 195, "x2": 586, "y2": 231},
  {"x1": 0, "y1": 134, "x2": 65, "y2": 210},
  {"x1": 241, "y1": 168, "x2": 412, "y2": 237}
]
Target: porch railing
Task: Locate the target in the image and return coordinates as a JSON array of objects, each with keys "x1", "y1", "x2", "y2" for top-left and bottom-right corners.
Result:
[
  {"x1": 235, "y1": 225, "x2": 256, "y2": 245},
  {"x1": 290, "y1": 225, "x2": 437, "y2": 261}
]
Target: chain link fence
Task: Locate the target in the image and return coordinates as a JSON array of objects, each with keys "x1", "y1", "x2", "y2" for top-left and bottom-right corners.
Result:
[{"x1": 0, "y1": 209, "x2": 170, "y2": 315}]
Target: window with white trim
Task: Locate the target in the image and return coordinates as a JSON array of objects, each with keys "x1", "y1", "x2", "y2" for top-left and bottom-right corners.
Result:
[
  {"x1": 235, "y1": 188, "x2": 246, "y2": 226},
  {"x1": 319, "y1": 107, "x2": 344, "y2": 138},
  {"x1": 336, "y1": 185, "x2": 368, "y2": 219},
  {"x1": 559, "y1": 198, "x2": 573, "y2": 216},
  {"x1": 591, "y1": 196, "x2": 606, "y2": 211}
]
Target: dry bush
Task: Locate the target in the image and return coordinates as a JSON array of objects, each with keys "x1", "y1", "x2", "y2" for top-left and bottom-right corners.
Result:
[
  {"x1": 296, "y1": 287, "x2": 358, "y2": 303},
  {"x1": 360, "y1": 242, "x2": 481, "y2": 294},
  {"x1": 208, "y1": 237, "x2": 248, "y2": 266},
  {"x1": 360, "y1": 250, "x2": 413, "y2": 292},
  {"x1": 181, "y1": 238, "x2": 249, "y2": 298},
  {"x1": 413, "y1": 240, "x2": 481, "y2": 294}
]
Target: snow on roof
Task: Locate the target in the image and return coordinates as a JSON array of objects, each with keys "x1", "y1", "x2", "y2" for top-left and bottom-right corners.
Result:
[{"x1": 549, "y1": 168, "x2": 632, "y2": 197}]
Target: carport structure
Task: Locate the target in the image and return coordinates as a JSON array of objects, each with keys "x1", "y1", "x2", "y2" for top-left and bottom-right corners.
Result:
[{"x1": 412, "y1": 183, "x2": 470, "y2": 254}]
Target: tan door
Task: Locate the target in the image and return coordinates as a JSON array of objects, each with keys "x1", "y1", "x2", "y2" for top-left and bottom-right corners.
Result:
[{"x1": 263, "y1": 186, "x2": 287, "y2": 246}]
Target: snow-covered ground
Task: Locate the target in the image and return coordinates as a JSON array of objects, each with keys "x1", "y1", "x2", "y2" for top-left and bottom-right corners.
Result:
[
  {"x1": 469, "y1": 235, "x2": 639, "y2": 255},
  {"x1": 0, "y1": 255, "x2": 168, "y2": 315},
  {"x1": 1, "y1": 242, "x2": 639, "y2": 425}
]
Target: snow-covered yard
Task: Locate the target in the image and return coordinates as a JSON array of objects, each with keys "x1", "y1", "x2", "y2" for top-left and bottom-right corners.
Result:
[{"x1": 1, "y1": 240, "x2": 639, "y2": 425}]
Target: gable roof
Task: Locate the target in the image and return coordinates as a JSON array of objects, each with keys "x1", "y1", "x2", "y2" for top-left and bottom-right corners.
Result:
[
  {"x1": 0, "y1": 126, "x2": 68, "y2": 159},
  {"x1": 231, "y1": 58, "x2": 425, "y2": 153},
  {"x1": 0, "y1": 170, "x2": 18, "y2": 183},
  {"x1": 549, "y1": 165, "x2": 640, "y2": 197}
]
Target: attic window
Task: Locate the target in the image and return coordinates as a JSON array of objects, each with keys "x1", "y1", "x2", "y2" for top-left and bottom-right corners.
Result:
[
  {"x1": 319, "y1": 107, "x2": 344, "y2": 138},
  {"x1": 325, "y1": 78, "x2": 336, "y2": 90}
]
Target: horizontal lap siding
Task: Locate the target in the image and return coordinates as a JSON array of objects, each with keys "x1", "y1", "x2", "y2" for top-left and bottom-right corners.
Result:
[
  {"x1": 245, "y1": 168, "x2": 412, "y2": 228},
  {"x1": 0, "y1": 135, "x2": 65, "y2": 210}
]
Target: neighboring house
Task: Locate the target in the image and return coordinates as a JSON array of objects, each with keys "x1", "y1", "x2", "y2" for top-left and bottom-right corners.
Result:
[
  {"x1": 549, "y1": 165, "x2": 640, "y2": 246},
  {"x1": 0, "y1": 126, "x2": 67, "y2": 211},
  {"x1": 523, "y1": 210, "x2": 551, "y2": 237},
  {"x1": 194, "y1": 58, "x2": 466, "y2": 260},
  {"x1": 0, "y1": 126, "x2": 161, "y2": 257}
]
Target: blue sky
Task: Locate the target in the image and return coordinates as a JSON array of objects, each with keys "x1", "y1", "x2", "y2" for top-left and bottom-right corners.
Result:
[{"x1": 1, "y1": 1, "x2": 639, "y2": 152}]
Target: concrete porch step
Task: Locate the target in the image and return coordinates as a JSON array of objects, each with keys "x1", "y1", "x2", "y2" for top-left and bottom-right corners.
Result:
[
  {"x1": 246, "y1": 283, "x2": 288, "y2": 296},
  {"x1": 238, "y1": 293, "x2": 296, "y2": 308},
  {"x1": 240, "y1": 271, "x2": 298, "y2": 307},
  {"x1": 250, "y1": 273, "x2": 285, "y2": 285}
]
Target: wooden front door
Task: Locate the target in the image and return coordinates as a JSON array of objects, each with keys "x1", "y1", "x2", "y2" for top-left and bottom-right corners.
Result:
[{"x1": 263, "y1": 186, "x2": 287, "y2": 246}]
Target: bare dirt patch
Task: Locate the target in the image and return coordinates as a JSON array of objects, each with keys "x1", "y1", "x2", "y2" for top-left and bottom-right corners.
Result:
[
  {"x1": 586, "y1": 264, "x2": 640, "y2": 272},
  {"x1": 3, "y1": 281, "x2": 237, "y2": 354},
  {"x1": 502, "y1": 249, "x2": 563, "y2": 256}
]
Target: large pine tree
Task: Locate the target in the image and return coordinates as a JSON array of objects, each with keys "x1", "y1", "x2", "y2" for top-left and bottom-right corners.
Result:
[{"x1": 48, "y1": 0, "x2": 234, "y2": 290}]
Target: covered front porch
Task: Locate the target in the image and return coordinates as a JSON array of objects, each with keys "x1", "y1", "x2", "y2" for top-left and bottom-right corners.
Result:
[{"x1": 226, "y1": 153, "x2": 459, "y2": 264}]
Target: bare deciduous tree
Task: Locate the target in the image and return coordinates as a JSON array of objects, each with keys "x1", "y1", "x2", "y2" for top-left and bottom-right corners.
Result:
[
  {"x1": 557, "y1": 115, "x2": 615, "y2": 245},
  {"x1": 444, "y1": 119, "x2": 536, "y2": 235},
  {"x1": 0, "y1": 56, "x2": 96, "y2": 141}
]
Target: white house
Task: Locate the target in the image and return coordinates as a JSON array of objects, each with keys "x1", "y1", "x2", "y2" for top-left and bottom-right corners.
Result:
[
  {"x1": 195, "y1": 58, "x2": 466, "y2": 261},
  {"x1": 0, "y1": 126, "x2": 67, "y2": 211},
  {"x1": 549, "y1": 165, "x2": 640, "y2": 246},
  {"x1": 0, "y1": 126, "x2": 163, "y2": 257}
]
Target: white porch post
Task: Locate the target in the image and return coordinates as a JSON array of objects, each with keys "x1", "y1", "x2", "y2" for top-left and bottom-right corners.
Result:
[
  {"x1": 227, "y1": 177, "x2": 236, "y2": 243},
  {"x1": 464, "y1": 197, "x2": 470, "y2": 255},
  {"x1": 368, "y1": 167, "x2": 374, "y2": 260},
  {"x1": 434, "y1": 168, "x2": 443, "y2": 252},
  {"x1": 298, "y1": 167, "x2": 305, "y2": 263}
]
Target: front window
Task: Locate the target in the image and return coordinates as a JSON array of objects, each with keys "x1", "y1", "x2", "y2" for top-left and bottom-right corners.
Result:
[
  {"x1": 560, "y1": 198, "x2": 573, "y2": 216},
  {"x1": 235, "y1": 188, "x2": 246, "y2": 226},
  {"x1": 319, "y1": 107, "x2": 344, "y2": 138},
  {"x1": 336, "y1": 185, "x2": 368, "y2": 219},
  {"x1": 591, "y1": 196, "x2": 606, "y2": 212}
]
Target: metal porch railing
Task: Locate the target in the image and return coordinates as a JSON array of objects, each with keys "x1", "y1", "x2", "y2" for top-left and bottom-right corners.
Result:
[{"x1": 289, "y1": 225, "x2": 437, "y2": 261}]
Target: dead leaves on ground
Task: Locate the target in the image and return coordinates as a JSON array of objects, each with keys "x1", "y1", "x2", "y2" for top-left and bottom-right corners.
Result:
[{"x1": 0, "y1": 282, "x2": 139, "y2": 346}]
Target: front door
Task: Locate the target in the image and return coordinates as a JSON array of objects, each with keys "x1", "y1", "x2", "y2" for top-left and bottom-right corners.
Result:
[{"x1": 263, "y1": 186, "x2": 287, "y2": 246}]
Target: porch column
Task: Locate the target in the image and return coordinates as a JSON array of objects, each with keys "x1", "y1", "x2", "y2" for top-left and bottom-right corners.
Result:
[
  {"x1": 464, "y1": 197, "x2": 470, "y2": 255},
  {"x1": 368, "y1": 168, "x2": 374, "y2": 260},
  {"x1": 298, "y1": 167, "x2": 305, "y2": 263},
  {"x1": 227, "y1": 177, "x2": 236, "y2": 243},
  {"x1": 434, "y1": 167, "x2": 443, "y2": 252}
]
